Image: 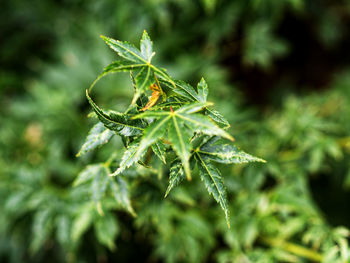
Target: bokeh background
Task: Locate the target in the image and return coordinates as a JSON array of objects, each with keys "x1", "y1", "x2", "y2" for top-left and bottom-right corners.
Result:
[{"x1": 1, "y1": 0, "x2": 350, "y2": 262}]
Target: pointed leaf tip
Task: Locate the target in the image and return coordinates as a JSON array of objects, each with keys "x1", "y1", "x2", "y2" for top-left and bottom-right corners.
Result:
[
  {"x1": 140, "y1": 30, "x2": 154, "y2": 62},
  {"x1": 100, "y1": 35, "x2": 145, "y2": 63},
  {"x1": 165, "y1": 161, "x2": 186, "y2": 197},
  {"x1": 196, "y1": 153, "x2": 230, "y2": 227}
]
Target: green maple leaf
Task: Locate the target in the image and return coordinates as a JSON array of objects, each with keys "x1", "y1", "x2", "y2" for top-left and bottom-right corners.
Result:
[
  {"x1": 89, "y1": 31, "x2": 175, "y2": 100},
  {"x1": 86, "y1": 90, "x2": 145, "y2": 136},
  {"x1": 164, "y1": 135, "x2": 265, "y2": 226},
  {"x1": 195, "y1": 152, "x2": 230, "y2": 227},
  {"x1": 164, "y1": 160, "x2": 185, "y2": 198},
  {"x1": 131, "y1": 102, "x2": 234, "y2": 179},
  {"x1": 192, "y1": 136, "x2": 265, "y2": 226},
  {"x1": 198, "y1": 136, "x2": 266, "y2": 164},
  {"x1": 160, "y1": 77, "x2": 230, "y2": 128},
  {"x1": 140, "y1": 30, "x2": 155, "y2": 62}
]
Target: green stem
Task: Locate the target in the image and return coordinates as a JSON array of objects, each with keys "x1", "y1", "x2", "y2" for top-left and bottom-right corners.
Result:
[
  {"x1": 150, "y1": 64, "x2": 176, "y2": 89},
  {"x1": 260, "y1": 236, "x2": 323, "y2": 262},
  {"x1": 104, "y1": 152, "x2": 118, "y2": 167}
]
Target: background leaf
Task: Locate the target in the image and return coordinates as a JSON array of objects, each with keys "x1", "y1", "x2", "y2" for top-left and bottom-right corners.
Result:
[
  {"x1": 77, "y1": 122, "x2": 114, "y2": 157},
  {"x1": 94, "y1": 212, "x2": 119, "y2": 250}
]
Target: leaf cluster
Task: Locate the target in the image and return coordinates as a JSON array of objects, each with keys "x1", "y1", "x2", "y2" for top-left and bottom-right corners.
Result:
[{"x1": 78, "y1": 31, "x2": 265, "y2": 225}]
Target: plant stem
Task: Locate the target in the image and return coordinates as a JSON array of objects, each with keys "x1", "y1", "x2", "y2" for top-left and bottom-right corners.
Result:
[
  {"x1": 104, "y1": 152, "x2": 118, "y2": 167},
  {"x1": 260, "y1": 236, "x2": 323, "y2": 262}
]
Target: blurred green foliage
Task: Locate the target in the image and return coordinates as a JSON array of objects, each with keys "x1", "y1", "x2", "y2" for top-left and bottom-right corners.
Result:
[{"x1": 1, "y1": 0, "x2": 350, "y2": 262}]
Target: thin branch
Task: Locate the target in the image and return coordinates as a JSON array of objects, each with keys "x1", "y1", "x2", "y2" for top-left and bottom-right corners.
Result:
[{"x1": 260, "y1": 236, "x2": 323, "y2": 262}]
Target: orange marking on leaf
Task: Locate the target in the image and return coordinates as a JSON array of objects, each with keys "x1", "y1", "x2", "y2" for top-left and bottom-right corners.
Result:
[
  {"x1": 149, "y1": 83, "x2": 160, "y2": 92},
  {"x1": 141, "y1": 84, "x2": 161, "y2": 111}
]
